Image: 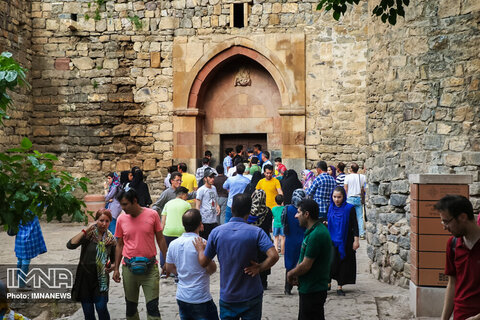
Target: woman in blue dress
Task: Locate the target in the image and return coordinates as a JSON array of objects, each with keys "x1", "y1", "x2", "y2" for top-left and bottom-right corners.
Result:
[{"x1": 281, "y1": 188, "x2": 306, "y2": 295}]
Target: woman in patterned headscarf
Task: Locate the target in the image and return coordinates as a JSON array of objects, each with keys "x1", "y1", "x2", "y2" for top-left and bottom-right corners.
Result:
[
  {"x1": 104, "y1": 172, "x2": 122, "y2": 234},
  {"x1": 302, "y1": 170, "x2": 315, "y2": 190},
  {"x1": 67, "y1": 209, "x2": 116, "y2": 320},
  {"x1": 281, "y1": 188, "x2": 307, "y2": 295},
  {"x1": 248, "y1": 189, "x2": 273, "y2": 290}
]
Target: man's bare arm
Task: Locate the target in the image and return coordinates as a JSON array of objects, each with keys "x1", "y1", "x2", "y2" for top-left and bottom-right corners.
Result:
[
  {"x1": 112, "y1": 237, "x2": 124, "y2": 283},
  {"x1": 155, "y1": 230, "x2": 167, "y2": 263},
  {"x1": 244, "y1": 247, "x2": 279, "y2": 277},
  {"x1": 165, "y1": 263, "x2": 177, "y2": 276},
  {"x1": 205, "y1": 260, "x2": 217, "y2": 275},
  {"x1": 441, "y1": 275, "x2": 455, "y2": 320}
]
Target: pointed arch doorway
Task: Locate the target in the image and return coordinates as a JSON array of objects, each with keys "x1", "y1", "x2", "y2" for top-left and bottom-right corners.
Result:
[{"x1": 173, "y1": 41, "x2": 306, "y2": 173}]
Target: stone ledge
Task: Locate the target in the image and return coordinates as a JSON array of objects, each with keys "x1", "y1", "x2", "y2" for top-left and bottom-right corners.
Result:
[
  {"x1": 173, "y1": 108, "x2": 206, "y2": 117},
  {"x1": 278, "y1": 107, "x2": 305, "y2": 116},
  {"x1": 409, "y1": 174, "x2": 473, "y2": 185}
]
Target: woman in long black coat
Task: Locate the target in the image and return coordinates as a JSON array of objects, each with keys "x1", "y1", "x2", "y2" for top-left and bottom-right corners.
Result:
[
  {"x1": 327, "y1": 186, "x2": 360, "y2": 296},
  {"x1": 129, "y1": 168, "x2": 152, "y2": 207},
  {"x1": 280, "y1": 169, "x2": 303, "y2": 205}
]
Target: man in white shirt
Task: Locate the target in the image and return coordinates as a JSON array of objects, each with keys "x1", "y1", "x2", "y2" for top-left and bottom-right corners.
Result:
[
  {"x1": 165, "y1": 209, "x2": 218, "y2": 320},
  {"x1": 196, "y1": 169, "x2": 220, "y2": 240},
  {"x1": 344, "y1": 163, "x2": 366, "y2": 238},
  {"x1": 261, "y1": 151, "x2": 272, "y2": 173}
]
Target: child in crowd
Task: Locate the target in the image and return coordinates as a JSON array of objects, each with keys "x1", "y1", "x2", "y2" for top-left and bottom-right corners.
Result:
[
  {"x1": 272, "y1": 194, "x2": 285, "y2": 255},
  {"x1": 274, "y1": 157, "x2": 287, "y2": 180},
  {"x1": 248, "y1": 156, "x2": 261, "y2": 176}
]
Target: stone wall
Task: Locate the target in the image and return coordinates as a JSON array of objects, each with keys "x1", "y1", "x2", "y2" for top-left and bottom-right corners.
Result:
[
  {"x1": 27, "y1": 0, "x2": 369, "y2": 195},
  {"x1": 365, "y1": 0, "x2": 480, "y2": 286},
  {"x1": 0, "y1": 0, "x2": 32, "y2": 149},
  {"x1": 305, "y1": 3, "x2": 368, "y2": 168}
]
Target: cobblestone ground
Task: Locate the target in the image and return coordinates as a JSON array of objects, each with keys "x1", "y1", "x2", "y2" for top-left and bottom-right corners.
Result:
[{"x1": 0, "y1": 222, "x2": 434, "y2": 320}]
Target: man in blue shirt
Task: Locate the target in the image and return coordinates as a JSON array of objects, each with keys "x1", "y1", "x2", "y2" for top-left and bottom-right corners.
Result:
[
  {"x1": 306, "y1": 161, "x2": 336, "y2": 219},
  {"x1": 223, "y1": 163, "x2": 250, "y2": 223},
  {"x1": 194, "y1": 193, "x2": 279, "y2": 320},
  {"x1": 223, "y1": 148, "x2": 234, "y2": 174}
]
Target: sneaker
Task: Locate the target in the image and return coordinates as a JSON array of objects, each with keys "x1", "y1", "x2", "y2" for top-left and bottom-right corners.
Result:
[{"x1": 336, "y1": 289, "x2": 346, "y2": 296}]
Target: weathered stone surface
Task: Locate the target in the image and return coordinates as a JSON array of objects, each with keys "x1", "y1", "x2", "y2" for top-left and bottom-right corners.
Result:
[
  {"x1": 72, "y1": 57, "x2": 94, "y2": 70},
  {"x1": 390, "y1": 194, "x2": 408, "y2": 207}
]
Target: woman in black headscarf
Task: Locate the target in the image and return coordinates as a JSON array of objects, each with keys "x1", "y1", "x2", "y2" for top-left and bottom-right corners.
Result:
[
  {"x1": 280, "y1": 169, "x2": 303, "y2": 205},
  {"x1": 129, "y1": 168, "x2": 152, "y2": 207},
  {"x1": 248, "y1": 189, "x2": 273, "y2": 290},
  {"x1": 119, "y1": 170, "x2": 130, "y2": 190},
  {"x1": 244, "y1": 171, "x2": 263, "y2": 196}
]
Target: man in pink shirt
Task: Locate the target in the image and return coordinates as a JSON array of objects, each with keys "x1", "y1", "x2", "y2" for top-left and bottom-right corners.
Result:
[{"x1": 113, "y1": 188, "x2": 168, "y2": 320}]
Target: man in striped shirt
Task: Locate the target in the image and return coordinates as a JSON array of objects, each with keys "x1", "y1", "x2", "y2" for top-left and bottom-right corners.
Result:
[{"x1": 335, "y1": 162, "x2": 346, "y2": 187}]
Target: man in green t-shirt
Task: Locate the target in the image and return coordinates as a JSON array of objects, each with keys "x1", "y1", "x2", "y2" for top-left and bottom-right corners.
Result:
[{"x1": 287, "y1": 199, "x2": 332, "y2": 320}]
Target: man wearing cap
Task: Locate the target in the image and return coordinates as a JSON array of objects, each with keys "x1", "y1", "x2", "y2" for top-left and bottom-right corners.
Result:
[{"x1": 196, "y1": 169, "x2": 221, "y2": 240}]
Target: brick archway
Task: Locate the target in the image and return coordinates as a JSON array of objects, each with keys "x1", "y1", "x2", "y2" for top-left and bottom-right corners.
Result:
[{"x1": 173, "y1": 39, "x2": 306, "y2": 173}]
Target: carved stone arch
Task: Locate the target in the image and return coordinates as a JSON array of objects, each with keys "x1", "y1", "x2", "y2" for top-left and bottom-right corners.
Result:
[{"x1": 172, "y1": 35, "x2": 306, "y2": 172}]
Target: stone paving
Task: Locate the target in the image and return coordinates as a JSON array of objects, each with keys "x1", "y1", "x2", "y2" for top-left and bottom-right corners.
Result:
[{"x1": 0, "y1": 221, "x2": 435, "y2": 320}]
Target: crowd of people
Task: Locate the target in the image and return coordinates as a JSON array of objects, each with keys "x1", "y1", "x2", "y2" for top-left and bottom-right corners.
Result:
[
  {"x1": 60, "y1": 144, "x2": 374, "y2": 320},
  {"x1": 5, "y1": 144, "x2": 479, "y2": 320}
]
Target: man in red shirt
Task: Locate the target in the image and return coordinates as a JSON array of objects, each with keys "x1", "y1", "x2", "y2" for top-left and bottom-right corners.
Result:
[{"x1": 435, "y1": 195, "x2": 480, "y2": 320}]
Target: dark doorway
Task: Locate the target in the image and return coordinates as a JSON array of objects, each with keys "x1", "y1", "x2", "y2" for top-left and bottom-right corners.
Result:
[{"x1": 220, "y1": 133, "x2": 267, "y2": 160}]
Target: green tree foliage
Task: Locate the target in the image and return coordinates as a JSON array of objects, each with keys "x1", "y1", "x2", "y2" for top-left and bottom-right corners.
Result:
[
  {"x1": 317, "y1": 0, "x2": 410, "y2": 25},
  {"x1": 0, "y1": 52, "x2": 29, "y2": 125},
  {"x1": 0, "y1": 52, "x2": 90, "y2": 231}
]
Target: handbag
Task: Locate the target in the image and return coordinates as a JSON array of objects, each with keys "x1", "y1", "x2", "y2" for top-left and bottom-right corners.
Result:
[
  {"x1": 124, "y1": 257, "x2": 155, "y2": 275},
  {"x1": 358, "y1": 174, "x2": 365, "y2": 205}
]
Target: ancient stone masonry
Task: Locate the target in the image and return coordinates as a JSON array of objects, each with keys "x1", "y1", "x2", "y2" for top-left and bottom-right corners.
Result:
[
  {"x1": 365, "y1": 0, "x2": 480, "y2": 286},
  {"x1": 7, "y1": 0, "x2": 479, "y2": 287},
  {"x1": 0, "y1": 0, "x2": 33, "y2": 149},
  {"x1": 19, "y1": 0, "x2": 369, "y2": 193}
]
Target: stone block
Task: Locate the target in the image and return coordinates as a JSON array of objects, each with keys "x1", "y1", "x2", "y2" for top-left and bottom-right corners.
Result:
[
  {"x1": 112, "y1": 123, "x2": 132, "y2": 136},
  {"x1": 103, "y1": 59, "x2": 119, "y2": 69},
  {"x1": 438, "y1": 0, "x2": 460, "y2": 17},
  {"x1": 63, "y1": 2, "x2": 81, "y2": 13},
  {"x1": 84, "y1": 159, "x2": 101, "y2": 171},
  {"x1": 151, "y1": 52, "x2": 162, "y2": 68},
  {"x1": 444, "y1": 153, "x2": 463, "y2": 166},
  {"x1": 54, "y1": 58, "x2": 71, "y2": 70},
  {"x1": 282, "y1": 3, "x2": 298, "y2": 13},
  {"x1": 116, "y1": 160, "x2": 131, "y2": 172},
  {"x1": 410, "y1": 282, "x2": 446, "y2": 317},
  {"x1": 160, "y1": 17, "x2": 176, "y2": 29},
  {"x1": 143, "y1": 159, "x2": 157, "y2": 171},
  {"x1": 272, "y1": 3, "x2": 282, "y2": 13},
  {"x1": 33, "y1": 127, "x2": 50, "y2": 136},
  {"x1": 390, "y1": 194, "x2": 408, "y2": 207},
  {"x1": 72, "y1": 57, "x2": 94, "y2": 70}
]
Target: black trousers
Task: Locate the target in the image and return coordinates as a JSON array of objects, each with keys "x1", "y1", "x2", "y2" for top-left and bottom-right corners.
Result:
[
  {"x1": 200, "y1": 223, "x2": 218, "y2": 240},
  {"x1": 298, "y1": 291, "x2": 327, "y2": 320}
]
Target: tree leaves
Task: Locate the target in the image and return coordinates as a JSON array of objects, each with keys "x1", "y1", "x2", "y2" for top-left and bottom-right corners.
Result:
[
  {"x1": 0, "y1": 137, "x2": 91, "y2": 231},
  {"x1": 318, "y1": 0, "x2": 409, "y2": 25},
  {"x1": 0, "y1": 52, "x2": 30, "y2": 126},
  {"x1": 21, "y1": 137, "x2": 33, "y2": 149}
]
